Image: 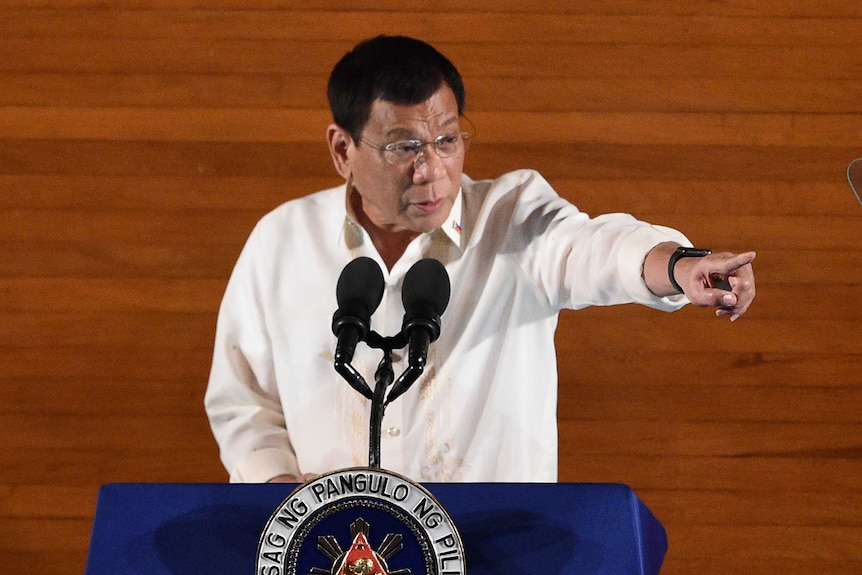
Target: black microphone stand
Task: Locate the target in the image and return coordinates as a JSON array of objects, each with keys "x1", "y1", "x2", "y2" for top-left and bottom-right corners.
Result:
[
  {"x1": 368, "y1": 347, "x2": 392, "y2": 469},
  {"x1": 332, "y1": 257, "x2": 449, "y2": 469},
  {"x1": 339, "y1": 330, "x2": 425, "y2": 469}
]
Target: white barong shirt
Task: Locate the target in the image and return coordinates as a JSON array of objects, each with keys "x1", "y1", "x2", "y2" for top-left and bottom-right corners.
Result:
[{"x1": 205, "y1": 170, "x2": 690, "y2": 483}]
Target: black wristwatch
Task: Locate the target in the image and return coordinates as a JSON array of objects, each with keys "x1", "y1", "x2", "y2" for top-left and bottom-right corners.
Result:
[{"x1": 667, "y1": 247, "x2": 712, "y2": 294}]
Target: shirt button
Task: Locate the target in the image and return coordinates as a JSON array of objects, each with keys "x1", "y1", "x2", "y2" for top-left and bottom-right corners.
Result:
[{"x1": 387, "y1": 427, "x2": 401, "y2": 437}]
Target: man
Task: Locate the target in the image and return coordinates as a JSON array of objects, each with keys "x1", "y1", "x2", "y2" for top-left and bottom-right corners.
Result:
[{"x1": 204, "y1": 36, "x2": 756, "y2": 484}]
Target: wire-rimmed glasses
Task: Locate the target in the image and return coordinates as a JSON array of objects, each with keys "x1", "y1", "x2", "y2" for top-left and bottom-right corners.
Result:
[{"x1": 361, "y1": 131, "x2": 473, "y2": 165}]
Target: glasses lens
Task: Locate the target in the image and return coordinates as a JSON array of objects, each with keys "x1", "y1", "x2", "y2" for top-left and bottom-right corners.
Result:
[
  {"x1": 435, "y1": 133, "x2": 473, "y2": 158},
  {"x1": 378, "y1": 132, "x2": 472, "y2": 164},
  {"x1": 383, "y1": 141, "x2": 421, "y2": 164},
  {"x1": 434, "y1": 135, "x2": 461, "y2": 157}
]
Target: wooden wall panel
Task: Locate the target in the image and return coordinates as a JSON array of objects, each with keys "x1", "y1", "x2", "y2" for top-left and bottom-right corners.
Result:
[{"x1": 1, "y1": 2, "x2": 860, "y2": 575}]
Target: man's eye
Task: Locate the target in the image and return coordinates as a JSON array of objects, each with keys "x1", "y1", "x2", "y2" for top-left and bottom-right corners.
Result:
[
  {"x1": 386, "y1": 142, "x2": 421, "y2": 154},
  {"x1": 436, "y1": 135, "x2": 460, "y2": 151}
]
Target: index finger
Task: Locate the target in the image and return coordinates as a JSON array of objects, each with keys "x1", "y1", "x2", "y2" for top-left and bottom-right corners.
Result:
[{"x1": 714, "y1": 251, "x2": 757, "y2": 276}]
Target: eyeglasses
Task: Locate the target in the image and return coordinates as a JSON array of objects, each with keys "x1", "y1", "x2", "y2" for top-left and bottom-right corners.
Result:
[{"x1": 360, "y1": 132, "x2": 473, "y2": 165}]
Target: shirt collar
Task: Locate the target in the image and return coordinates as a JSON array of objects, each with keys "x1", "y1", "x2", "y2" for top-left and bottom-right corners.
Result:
[
  {"x1": 440, "y1": 187, "x2": 464, "y2": 249},
  {"x1": 340, "y1": 184, "x2": 364, "y2": 251}
]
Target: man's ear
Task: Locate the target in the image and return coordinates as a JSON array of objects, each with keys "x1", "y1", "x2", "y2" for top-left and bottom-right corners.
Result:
[{"x1": 326, "y1": 124, "x2": 353, "y2": 180}]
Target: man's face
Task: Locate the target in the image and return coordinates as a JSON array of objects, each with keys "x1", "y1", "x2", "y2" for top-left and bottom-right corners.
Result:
[{"x1": 342, "y1": 86, "x2": 466, "y2": 236}]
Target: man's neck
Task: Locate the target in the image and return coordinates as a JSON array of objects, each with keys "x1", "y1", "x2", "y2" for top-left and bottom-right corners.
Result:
[
  {"x1": 347, "y1": 184, "x2": 423, "y2": 270},
  {"x1": 359, "y1": 216, "x2": 419, "y2": 271}
]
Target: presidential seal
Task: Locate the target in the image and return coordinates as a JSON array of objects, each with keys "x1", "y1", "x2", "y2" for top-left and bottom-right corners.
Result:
[{"x1": 257, "y1": 468, "x2": 466, "y2": 575}]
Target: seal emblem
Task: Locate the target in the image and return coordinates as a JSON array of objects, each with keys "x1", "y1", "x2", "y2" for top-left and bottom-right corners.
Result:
[{"x1": 257, "y1": 468, "x2": 465, "y2": 575}]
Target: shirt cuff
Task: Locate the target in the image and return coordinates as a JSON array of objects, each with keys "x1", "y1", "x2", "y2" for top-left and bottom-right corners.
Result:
[
  {"x1": 230, "y1": 448, "x2": 300, "y2": 483},
  {"x1": 619, "y1": 224, "x2": 691, "y2": 312}
]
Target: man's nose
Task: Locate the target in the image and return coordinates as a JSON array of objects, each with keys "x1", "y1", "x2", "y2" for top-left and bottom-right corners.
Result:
[{"x1": 412, "y1": 145, "x2": 445, "y2": 180}]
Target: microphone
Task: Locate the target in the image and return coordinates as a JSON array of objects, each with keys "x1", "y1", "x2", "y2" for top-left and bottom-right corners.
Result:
[
  {"x1": 383, "y1": 259, "x2": 450, "y2": 407},
  {"x1": 848, "y1": 158, "x2": 862, "y2": 208},
  {"x1": 331, "y1": 257, "x2": 385, "y2": 366},
  {"x1": 401, "y1": 258, "x2": 451, "y2": 369}
]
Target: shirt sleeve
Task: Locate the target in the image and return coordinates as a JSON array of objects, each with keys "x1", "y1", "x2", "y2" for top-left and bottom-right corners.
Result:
[
  {"x1": 203, "y1": 221, "x2": 301, "y2": 483},
  {"x1": 502, "y1": 170, "x2": 692, "y2": 311}
]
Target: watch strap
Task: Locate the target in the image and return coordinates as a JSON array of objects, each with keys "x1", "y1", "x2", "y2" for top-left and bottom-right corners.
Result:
[{"x1": 667, "y1": 247, "x2": 712, "y2": 294}]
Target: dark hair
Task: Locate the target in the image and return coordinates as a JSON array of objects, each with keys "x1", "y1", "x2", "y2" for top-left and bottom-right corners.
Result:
[{"x1": 327, "y1": 36, "x2": 466, "y2": 142}]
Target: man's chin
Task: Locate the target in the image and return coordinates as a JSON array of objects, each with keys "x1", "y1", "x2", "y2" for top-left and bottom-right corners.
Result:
[{"x1": 405, "y1": 205, "x2": 451, "y2": 233}]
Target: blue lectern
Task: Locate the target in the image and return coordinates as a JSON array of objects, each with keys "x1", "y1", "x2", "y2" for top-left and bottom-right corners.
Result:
[{"x1": 84, "y1": 482, "x2": 667, "y2": 574}]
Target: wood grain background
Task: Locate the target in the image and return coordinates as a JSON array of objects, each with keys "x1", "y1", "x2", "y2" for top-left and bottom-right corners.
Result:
[{"x1": 1, "y1": 1, "x2": 860, "y2": 574}]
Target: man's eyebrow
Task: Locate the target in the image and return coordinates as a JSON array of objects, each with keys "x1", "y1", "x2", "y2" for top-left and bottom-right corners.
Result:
[
  {"x1": 383, "y1": 127, "x2": 417, "y2": 140},
  {"x1": 383, "y1": 117, "x2": 461, "y2": 140},
  {"x1": 438, "y1": 116, "x2": 460, "y2": 131}
]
